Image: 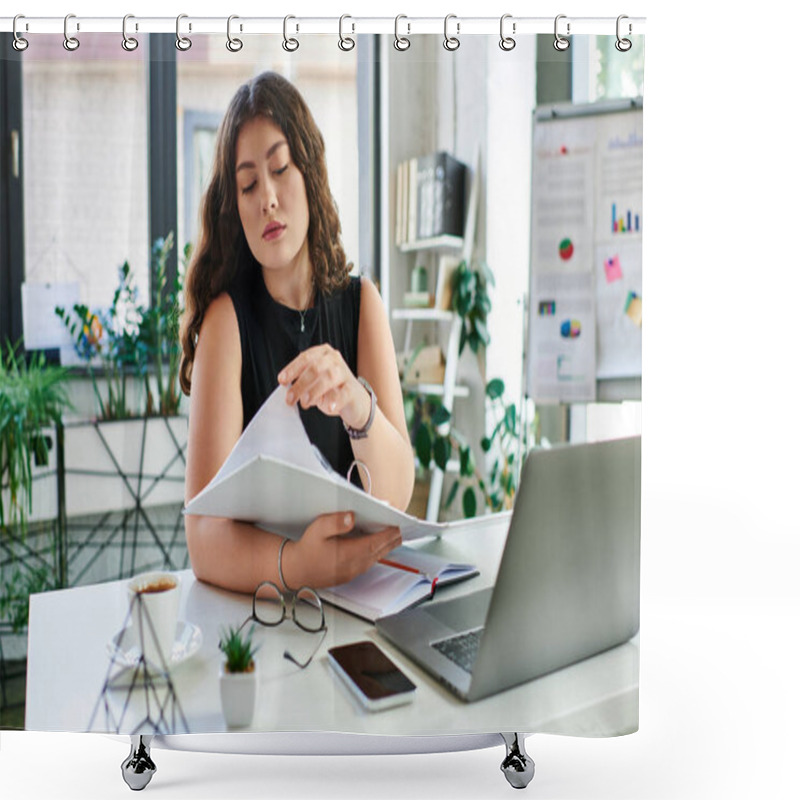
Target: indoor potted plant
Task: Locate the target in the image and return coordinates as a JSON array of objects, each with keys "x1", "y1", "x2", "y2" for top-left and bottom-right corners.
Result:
[
  {"x1": 0, "y1": 343, "x2": 71, "y2": 633},
  {"x1": 218, "y1": 625, "x2": 260, "y2": 728},
  {"x1": 53, "y1": 234, "x2": 191, "y2": 520}
]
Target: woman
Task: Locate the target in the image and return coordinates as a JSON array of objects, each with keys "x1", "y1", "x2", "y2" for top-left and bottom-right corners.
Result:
[{"x1": 180, "y1": 71, "x2": 414, "y2": 595}]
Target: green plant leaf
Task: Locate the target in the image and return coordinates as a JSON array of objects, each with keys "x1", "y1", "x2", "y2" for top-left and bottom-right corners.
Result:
[
  {"x1": 504, "y1": 405, "x2": 517, "y2": 435},
  {"x1": 481, "y1": 436, "x2": 492, "y2": 453},
  {"x1": 433, "y1": 435, "x2": 451, "y2": 472},
  {"x1": 486, "y1": 378, "x2": 505, "y2": 400},
  {"x1": 462, "y1": 486, "x2": 477, "y2": 518},
  {"x1": 474, "y1": 317, "x2": 490, "y2": 348},
  {"x1": 431, "y1": 405, "x2": 451, "y2": 427},
  {"x1": 459, "y1": 445, "x2": 475, "y2": 477},
  {"x1": 218, "y1": 624, "x2": 259, "y2": 672},
  {"x1": 444, "y1": 480, "x2": 460, "y2": 510},
  {"x1": 414, "y1": 424, "x2": 432, "y2": 468},
  {"x1": 403, "y1": 396, "x2": 416, "y2": 428},
  {"x1": 458, "y1": 324, "x2": 468, "y2": 355}
]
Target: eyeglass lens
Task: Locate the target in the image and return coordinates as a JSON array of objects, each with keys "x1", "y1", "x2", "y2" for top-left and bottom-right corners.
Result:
[
  {"x1": 253, "y1": 583, "x2": 324, "y2": 632},
  {"x1": 253, "y1": 582, "x2": 285, "y2": 625}
]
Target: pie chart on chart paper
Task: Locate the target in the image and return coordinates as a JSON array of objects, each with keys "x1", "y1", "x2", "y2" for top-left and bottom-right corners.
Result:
[
  {"x1": 558, "y1": 238, "x2": 574, "y2": 261},
  {"x1": 560, "y1": 319, "x2": 581, "y2": 338}
]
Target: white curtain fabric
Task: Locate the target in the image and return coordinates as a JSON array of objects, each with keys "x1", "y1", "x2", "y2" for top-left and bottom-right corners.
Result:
[{"x1": 5, "y1": 30, "x2": 641, "y2": 744}]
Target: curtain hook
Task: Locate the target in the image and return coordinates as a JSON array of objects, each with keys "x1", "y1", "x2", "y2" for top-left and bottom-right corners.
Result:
[
  {"x1": 553, "y1": 14, "x2": 570, "y2": 51},
  {"x1": 226, "y1": 15, "x2": 243, "y2": 52},
  {"x1": 338, "y1": 14, "x2": 355, "y2": 51},
  {"x1": 283, "y1": 15, "x2": 299, "y2": 52},
  {"x1": 443, "y1": 13, "x2": 460, "y2": 51},
  {"x1": 63, "y1": 13, "x2": 80, "y2": 52},
  {"x1": 122, "y1": 14, "x2": 139, "y2": 52},
  {"x1": 615, "y1": 15, "x2": 633, "y2": 52},
  {"x1": 499, "y1": 14, "x2": 516, "y2": 51},
  {"x1": 12, "y1": 15, "x2": 29, "y2": 52},
  {"x1": 394, "y1": 15, "x2": 410, "y2": 51},
  {"x1": 176, "y1": 14, "x2": 192, "y2": 51}
]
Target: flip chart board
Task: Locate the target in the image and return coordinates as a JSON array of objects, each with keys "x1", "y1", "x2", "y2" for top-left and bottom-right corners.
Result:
[{"x1": 527, "y1": 99, "x2": 643, "y2": 403}]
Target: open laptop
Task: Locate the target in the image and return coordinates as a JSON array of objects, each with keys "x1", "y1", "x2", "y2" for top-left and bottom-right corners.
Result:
[{"x1": 377, "y1": 436, "x2": 641, "y2": 702}]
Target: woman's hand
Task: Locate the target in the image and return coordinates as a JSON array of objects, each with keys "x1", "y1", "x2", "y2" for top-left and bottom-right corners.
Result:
[
  {"x1": 278, "y1": 345, "x2": 371, "y2": 430},
  {"x1": 281, "y1": 511, "x2": 402, "y2": 589}
]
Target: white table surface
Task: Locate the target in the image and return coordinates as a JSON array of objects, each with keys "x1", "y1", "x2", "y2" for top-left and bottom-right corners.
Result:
[{"x1": 26, "y1": 514, "x2": 638, "y2": 737}]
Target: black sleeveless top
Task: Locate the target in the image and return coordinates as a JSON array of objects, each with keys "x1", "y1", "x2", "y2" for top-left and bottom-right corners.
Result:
[{"x1": 228, "y1": 260, "x2": 362, "y2": 485}]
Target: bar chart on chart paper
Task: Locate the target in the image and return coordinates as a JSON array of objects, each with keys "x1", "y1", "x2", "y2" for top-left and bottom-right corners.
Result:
[
  {"x1": 611, "y1": 202, "x2": 641, "y2": 234},
  {"x1": 596, "y1": 120, "x2": 643, "y2": 242}
]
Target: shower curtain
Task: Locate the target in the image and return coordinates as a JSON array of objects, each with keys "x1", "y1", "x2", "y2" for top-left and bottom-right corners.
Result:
[{"x1": 1, "y1": 17, "x2": 643, "y2": 749}]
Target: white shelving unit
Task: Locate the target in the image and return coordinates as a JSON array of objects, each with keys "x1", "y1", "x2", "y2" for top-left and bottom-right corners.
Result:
[
  {"x1": 392, "y1": 307, "x2": 464, "y2": 521},
  {"x1": 398, "y1": 234, "x2": 463, "y2": 253},
  {"x1": 393, "y1": 151, "x2": 479, "y2": 521}
]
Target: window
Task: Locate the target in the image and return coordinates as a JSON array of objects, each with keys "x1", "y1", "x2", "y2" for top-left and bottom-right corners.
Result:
[
  {"x1": 21, "y1": 35, "x2": 150, "y2": 314},
  {"x1": 572, "y1": 35, "x2": 645, "y2": 105},
  {"x1": 176, "y1": 36, "x2": 360, "y2": 268},
  {"x1": 2, "y1": 34, "x2": 365, "y2": 350}
]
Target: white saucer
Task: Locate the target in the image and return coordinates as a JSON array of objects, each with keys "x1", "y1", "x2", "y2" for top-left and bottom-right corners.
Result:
[{"x1": 107, "y1": 620, "x2": 203, "y2": 669}]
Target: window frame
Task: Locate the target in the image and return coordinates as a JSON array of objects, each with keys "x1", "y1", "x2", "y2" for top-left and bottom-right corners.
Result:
[
  {"x1": 0, "y1": 34, "x2": 178, "y2": 349},
  {"x1": 1, "y1": 35, "x2": 25, "y2": 346}
]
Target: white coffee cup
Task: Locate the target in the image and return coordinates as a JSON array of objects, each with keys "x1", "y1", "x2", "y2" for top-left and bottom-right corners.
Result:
[{"x1": 127, "y1": 571, "x2": 180, "y2": 669}]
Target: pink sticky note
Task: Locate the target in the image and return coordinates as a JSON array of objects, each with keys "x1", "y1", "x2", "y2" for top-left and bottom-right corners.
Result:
[{"x1": 604, "y1": 255, "x2": 623, "y2": 283}]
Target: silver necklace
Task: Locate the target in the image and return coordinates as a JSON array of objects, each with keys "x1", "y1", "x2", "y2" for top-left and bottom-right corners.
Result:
[{"x1": 298, "y1": 281, "x2": 315, "y2": 333}]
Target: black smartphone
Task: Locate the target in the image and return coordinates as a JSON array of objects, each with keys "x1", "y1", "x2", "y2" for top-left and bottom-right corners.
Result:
[{"x1": 327, "y1": 641, "x2": 416, "y2": 711}]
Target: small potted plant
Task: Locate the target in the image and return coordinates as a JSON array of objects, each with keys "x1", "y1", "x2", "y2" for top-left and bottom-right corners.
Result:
[{"x1": 218, "y1": 625, "x2": 260, "y2": 728}]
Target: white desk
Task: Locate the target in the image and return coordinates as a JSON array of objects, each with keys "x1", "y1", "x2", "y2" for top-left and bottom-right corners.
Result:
[{"x1": 26, "y1": 515, "x2": 638, "y2": 738}]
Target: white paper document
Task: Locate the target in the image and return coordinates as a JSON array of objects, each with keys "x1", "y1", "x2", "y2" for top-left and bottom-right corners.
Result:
[
  {"x1": 184, "y1": 385, "x2": 485, "y2": 541},
  {"x1": 22, "y1": 282, "x2": 80, "y2": 350},
  {"x1": 211, "y1": 383, "x2": 331, "y2": 482}
]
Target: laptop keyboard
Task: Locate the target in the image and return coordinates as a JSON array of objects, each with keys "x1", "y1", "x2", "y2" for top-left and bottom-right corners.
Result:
[{"x1": 431, "y1": 627, "x2": 484, "y2": 674}]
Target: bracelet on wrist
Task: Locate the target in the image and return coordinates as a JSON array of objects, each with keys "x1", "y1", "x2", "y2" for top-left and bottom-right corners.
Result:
[
  {"x1": 277, "y1": 537, "x2": 293, "y2": 593},
  {"x1": 343, "y1": 377, "x2": 376, "y2": 440}
]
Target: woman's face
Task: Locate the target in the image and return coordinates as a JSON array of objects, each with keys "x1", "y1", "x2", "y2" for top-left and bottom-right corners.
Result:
[{"x1": 234, "y1": 116, "x2": 311, "y2": 279}]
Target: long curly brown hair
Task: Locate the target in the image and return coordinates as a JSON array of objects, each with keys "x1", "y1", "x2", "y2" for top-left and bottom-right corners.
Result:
[{"x1": 179, "y1": 71, "x2": 351, "y2": 395}]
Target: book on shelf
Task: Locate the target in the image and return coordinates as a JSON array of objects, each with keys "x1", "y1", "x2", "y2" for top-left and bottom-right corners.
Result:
[
  {"x1": 395, "y1": 161, "x2": 404, "y2": 246},
  {"x1": 407, "y1": 156, "x2": 418, "y2": 245},
  {"x1": 318, "y1": 545, "x2": 478, "y2": 623},
  {"x1": 395, "y1": 153, "x2": 467, "y2": 247},
  {"x1": 415, "y1": 152, "x2": 467, "y2": 241}
]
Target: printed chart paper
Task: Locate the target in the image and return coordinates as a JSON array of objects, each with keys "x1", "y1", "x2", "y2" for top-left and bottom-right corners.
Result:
[
  {"x1": 531, "y1": 118, "x2": 596, "y2": 273},
  {"x1": 530, "y1": 271, "x2": 597, "y2": 402},
  {"x1": 596, "y1": 241, "x2": 643, "y2": 379},
  {"x1": 528, "y1": 106, "x2": 643, "y2": 397}
]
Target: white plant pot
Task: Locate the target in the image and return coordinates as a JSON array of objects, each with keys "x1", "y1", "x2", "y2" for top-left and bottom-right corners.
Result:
[{"x1": 219, "y1": 660, "x2": 258, "y2": 729}]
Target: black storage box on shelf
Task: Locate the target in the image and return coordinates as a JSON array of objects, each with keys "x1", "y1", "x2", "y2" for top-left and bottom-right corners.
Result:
[{"x1": 414, "y1": 152, "x2": 467, "y2": 241}]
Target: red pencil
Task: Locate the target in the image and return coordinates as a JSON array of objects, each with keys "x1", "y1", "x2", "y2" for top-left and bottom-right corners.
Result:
[
  {"x1": 378, "y1": 558, "x2": 420, "y2": 575},
  {"x1": 378, "y1": 558, "x2": 439, "y2": 596}
]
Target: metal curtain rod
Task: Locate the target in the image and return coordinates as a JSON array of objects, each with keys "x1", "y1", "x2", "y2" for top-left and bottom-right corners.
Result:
[{"x1": 0, "y1": 15, "x2": 646, "y2": 37}]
